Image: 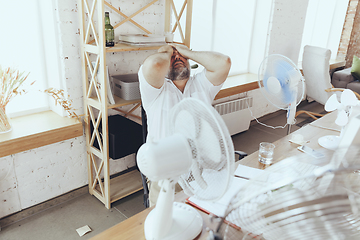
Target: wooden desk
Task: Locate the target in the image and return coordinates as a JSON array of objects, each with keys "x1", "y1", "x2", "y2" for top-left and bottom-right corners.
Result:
[{"x1": 91, "y1": 112, "x2": 340, "y2": 240}]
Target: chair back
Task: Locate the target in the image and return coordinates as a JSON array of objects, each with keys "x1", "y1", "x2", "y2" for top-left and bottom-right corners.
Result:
[{"x1": 302, "y1": 45, "x2": 332, "y2": 105}]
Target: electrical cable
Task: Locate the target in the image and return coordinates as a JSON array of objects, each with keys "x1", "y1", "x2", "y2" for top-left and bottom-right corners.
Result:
[{"x1": 246, "y1": 99, "x2": 289, "y2": 130}]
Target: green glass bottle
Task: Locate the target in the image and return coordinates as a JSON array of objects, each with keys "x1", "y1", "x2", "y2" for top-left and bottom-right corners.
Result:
[{"x1": 105, "y1": 12, "x2": 114, "y2": 47}]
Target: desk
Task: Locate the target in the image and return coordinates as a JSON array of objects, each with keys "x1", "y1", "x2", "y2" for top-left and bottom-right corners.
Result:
[{"x1": 91, "y1": 111, "x2": 340, "y2": 240}]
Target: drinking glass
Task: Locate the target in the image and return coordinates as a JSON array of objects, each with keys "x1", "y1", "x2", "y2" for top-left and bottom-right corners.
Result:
[{"x1": 258, "y1": 142, "x2": 275, "y2": 164}]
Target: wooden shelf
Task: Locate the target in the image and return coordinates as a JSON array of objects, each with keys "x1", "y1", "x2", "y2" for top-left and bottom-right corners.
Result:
[
  {"x1": 80, "y1": 0, "x2": 194, "y2": 209},
  {"x1": 110, "y1": 169, "x2": 143, "y2": 203},
  {"x1": 0, "y1": 111, "x2": 83, "y2": 158},
  {"x1": 108, "y1": 96, "x2": 141, "y2": 109},
  {"x1": 94, "y1": 169, "x2": 143, "y2": 204},
  {"x1": 106, "y1": 42, "x2": 165, "y2": 53}
]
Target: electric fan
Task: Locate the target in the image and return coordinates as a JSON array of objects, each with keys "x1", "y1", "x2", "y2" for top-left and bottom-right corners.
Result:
[
  {"x1": 318, "y1": 89, "x2": 360, "y2": 150},
  {"x1": 136, "y1": 98, "x2": 235, "y2": 240},
  {"x1": 258, "y1": 54, "x2": 305, "y2": 132},
  {"x1": 211, "y1": 113, "x2": 360, "y2": 240}
]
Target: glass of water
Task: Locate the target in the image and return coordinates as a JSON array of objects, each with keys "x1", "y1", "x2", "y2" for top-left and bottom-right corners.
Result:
[{"x1": 258, "y1": 142, "x2": 275, "y2": 164}]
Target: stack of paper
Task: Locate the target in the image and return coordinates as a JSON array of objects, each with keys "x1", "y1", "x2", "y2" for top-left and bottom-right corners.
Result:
[{"x1": 119, "y1": 34, "x2": 165, "y2": 45}]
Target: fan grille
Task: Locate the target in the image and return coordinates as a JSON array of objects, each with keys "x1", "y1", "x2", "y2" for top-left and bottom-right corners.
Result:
[
  {"x1": 258, "y1": 54, "x2": 305, "y2": 110},
  {"x1": 168, "y1": 98, "x2": 235, "y2": 201},
  {"x1": 221, "y1": 147, "x2": 360, "y2": 240}
]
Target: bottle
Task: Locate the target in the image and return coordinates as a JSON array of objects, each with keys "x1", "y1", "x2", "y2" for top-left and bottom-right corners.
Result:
[{"x1": 105, "y1": 12, "x2": 114, "y2": 47}]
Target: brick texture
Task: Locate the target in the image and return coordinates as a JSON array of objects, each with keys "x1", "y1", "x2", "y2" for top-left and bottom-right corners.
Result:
[{"x1": 338, "y1": 0, "x2": 360, "y2": 67}]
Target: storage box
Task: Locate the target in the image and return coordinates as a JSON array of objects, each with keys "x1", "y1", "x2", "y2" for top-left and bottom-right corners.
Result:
[
  {"x1": 112, "y1": 74, "x2": 140, "y2": 100},
  {"x1": 91, "y1": 115, "x2": 143, "y2": 159}
]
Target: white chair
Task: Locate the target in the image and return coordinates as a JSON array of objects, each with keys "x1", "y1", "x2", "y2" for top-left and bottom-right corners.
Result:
[{"x1": 295, "y1": 45, "x2": 333, "y2": 119}]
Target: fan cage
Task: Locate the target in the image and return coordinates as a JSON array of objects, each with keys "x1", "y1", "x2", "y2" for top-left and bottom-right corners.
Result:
[
  {"x1": 168, "y1": 98, "x2": 235, "y2": 201},
  {"x1": 258, "y1": 54, "x2": 305, "y2": 110},
  {"x1": 216, "y1": 146, "x2": 360, "y2": 240}
]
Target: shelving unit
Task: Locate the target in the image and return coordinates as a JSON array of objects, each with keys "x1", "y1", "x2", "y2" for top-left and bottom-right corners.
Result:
[{"x1": 79, "y1": 0, "x2": 193, "y2": 209}]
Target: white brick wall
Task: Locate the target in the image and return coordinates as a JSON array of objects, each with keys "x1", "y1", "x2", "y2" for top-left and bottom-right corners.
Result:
[
  {"x1": 0, "y1": 156, "x2": 21, "y2": 218},
  {"x1": 0, "y1": 0, "x2": 165, "y2": 219},
  {"x1": 0, "y1": 0, "x2": 307, "y2": 218},
  {"x1": 268, "y1": 0, "x2": 308, "y2": 64}
]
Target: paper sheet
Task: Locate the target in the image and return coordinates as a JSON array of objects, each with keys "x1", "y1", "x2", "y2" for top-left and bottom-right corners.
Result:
[
  {"x1": 234, "y1": 164, "x2": 264, "y2": 179},
  {"x1": 76, "y1": 225, "x2": 92, "y2": 237},
  {"x1": 188, "y1": 165, "x2": 265, "y2": 217},
  {"x1": 188, "y1": 177, "x2": 248, "y2": 217}
]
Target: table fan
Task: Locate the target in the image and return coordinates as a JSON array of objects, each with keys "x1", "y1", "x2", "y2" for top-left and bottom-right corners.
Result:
[
  {"x1": 211, "y1": 113, "x2": 360, "y2": 240},
  {"x1": 136, "y1": 98, "x2": 235, "y2": 240},
  {"x1": 258, "y1": 54, "x2": 305, "y2": 133},
  {"x1": 318, "y1": 89, "x2": 360, "y2": 150}
]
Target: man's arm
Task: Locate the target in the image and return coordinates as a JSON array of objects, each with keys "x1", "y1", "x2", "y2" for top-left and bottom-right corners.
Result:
[
  {"x1": 169, "y1": 44, "x2": 231, "y2": 86},
  {"x1": 142, "y1": 45, "x2": 173, "y2": 89}
]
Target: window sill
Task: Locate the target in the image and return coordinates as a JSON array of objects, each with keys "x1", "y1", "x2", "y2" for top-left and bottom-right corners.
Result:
[
  {"x1": 215, "y1": 73, "x2": 259, "y2": 100},
  {"x1": 0, "y1": 111, "x2": 83, "y2": 158}
]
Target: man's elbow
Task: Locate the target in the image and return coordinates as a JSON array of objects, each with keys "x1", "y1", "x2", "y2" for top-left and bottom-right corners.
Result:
[
  {"x1": 221, "y1": 55, "x2": 231, "y2": 75},
  {"x1": 224, "y1": 55, "x2": 231, "y2": 66}
]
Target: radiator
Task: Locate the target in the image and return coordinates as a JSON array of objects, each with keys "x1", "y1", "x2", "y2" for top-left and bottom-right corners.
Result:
[{"x1": 213, "y1": 97, "x2": 253, "y2": 136}]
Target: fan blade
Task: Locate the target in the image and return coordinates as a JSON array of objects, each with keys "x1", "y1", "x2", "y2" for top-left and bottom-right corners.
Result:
[
  {"x1": 266, "y1": 76, "x2": 282, "y2": 94},
  {"x1": 335, "y1": 110, "x2": 348, "y2": 126},
  {"x1": 341, "y1": 89, "x2": 358, "y2": 107},
  {"x1": 325, "y1": 94, "x2": 340, "y2": 112},
  {"x1": 191, "y1": 163, "x2": 208, "y2": 190}
]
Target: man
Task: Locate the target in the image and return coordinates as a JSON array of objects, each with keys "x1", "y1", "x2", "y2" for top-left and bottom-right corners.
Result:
[{"x1": 138, "y1": 43, "x2": 231, "y2": 206}]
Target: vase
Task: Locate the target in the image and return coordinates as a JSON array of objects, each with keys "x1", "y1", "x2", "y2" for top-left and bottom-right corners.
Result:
[{"x1": 0, "y1": 106, "x2": 12, "y2": 133}]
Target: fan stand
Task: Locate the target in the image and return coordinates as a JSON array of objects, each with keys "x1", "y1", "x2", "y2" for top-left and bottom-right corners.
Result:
[
  {"x1": 318, "y1": 135, "x2": 340, "y2": 150},
  {"x1": 144, "y1": 179, "x2": 203, "y2": 240},
  {"x1": 318, "y1": 127, "x2": 344, "y2": 150}
]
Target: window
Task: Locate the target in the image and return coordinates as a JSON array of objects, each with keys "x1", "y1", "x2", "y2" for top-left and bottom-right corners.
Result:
[
  {"x1": 180, "y1": 0, "x2": 348, "y2": 76},
  {"x1": 173, "y1": 0, "x2": 274, "y2": 76},
  {"x1": 299, "y1": 0, "x2": 349, "y2": 61},
  {"x1": 0, "y1": 0, "x2": 62, "y2": 118}
]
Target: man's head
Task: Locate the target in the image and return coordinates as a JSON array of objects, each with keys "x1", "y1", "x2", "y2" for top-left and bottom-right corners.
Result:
[{"x1": 167, "y1": 47, "x2": 190, "y2": 81}]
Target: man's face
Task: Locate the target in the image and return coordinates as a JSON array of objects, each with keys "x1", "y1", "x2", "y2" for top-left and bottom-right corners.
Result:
[{"x1": 167, "y1": 48, "x2": 190, "y2": 81}]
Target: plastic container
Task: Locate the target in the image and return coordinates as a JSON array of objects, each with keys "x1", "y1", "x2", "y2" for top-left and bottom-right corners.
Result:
[{"x1": 112, "y1": 74, "x2": 140, "y2": 100}]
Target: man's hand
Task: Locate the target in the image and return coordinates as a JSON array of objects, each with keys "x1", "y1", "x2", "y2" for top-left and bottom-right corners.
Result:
[
  {"x1": 168, "y1": 43, "x2": 192, "y2": 59},
  {"x1": 158, "y1": 44, "x2": 173, "y2": 54},
  {"x1": 170, "y1": 43, "x2": 231, "y2": 86}
]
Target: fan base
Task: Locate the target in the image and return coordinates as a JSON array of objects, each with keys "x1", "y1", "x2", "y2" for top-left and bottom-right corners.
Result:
[
  {"x1": 144, "y1": 202, "x2": 203, "y2": 240},
  {"x1": 318, "y1": 135, "x2": 340, "y2": 150}
]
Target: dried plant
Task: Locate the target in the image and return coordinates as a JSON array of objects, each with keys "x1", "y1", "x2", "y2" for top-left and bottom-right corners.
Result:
[
  {"x1": 0, "y1": 66, "x2": 33, "y2": 107},
  {"x1": 0, "y1": 66, "x2": 33, "y2": 132},
  {"x1": 44, "y1": 88, "x2": 80, "y2": 120}
]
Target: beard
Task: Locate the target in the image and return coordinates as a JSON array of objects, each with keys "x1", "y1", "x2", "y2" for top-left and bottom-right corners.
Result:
[{"x1": 168, "y1": 65, "x2": 190, "y2": 81}]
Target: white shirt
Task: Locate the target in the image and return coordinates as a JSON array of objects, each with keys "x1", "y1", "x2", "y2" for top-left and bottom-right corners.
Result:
[{"x1": 138, "y1": 65, "x2": 223, "y2": 142}]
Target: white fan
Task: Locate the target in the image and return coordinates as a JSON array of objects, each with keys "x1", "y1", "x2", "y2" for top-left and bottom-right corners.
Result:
[
  {"x1": 136, "y1": 98, "x2": 235, "y2": 240},
  {"x1": 210, "y1": 113, "x2": 360, "y2": 240},
  {"x1": 318, "y1": 89, "x2": 360, "y2": 150},
  {"x1": 258, "y1": 54, "x2": 305, "y2": 133}
]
